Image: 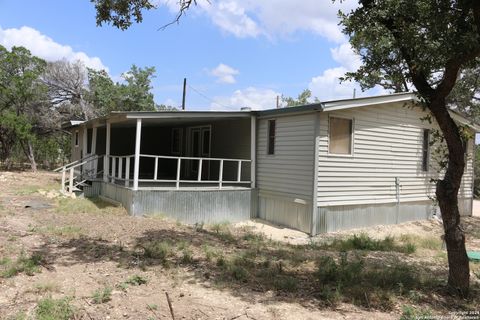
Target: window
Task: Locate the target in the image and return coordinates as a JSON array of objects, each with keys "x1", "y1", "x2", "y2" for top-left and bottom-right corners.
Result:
[
  {"x1": 267, "y1": 120, "x2": 276, "y2": 155},
  {"x1": 171, "y1": 128, "x2": 183, "y2": 155},
  {"x1": 422, "y1": 129, "x2": 430, "y2": 172},
  {"x1": 329, "y1": 117, "x2": 353, "y2": 155},
  {"x1": 74, "y1": 131, "x2": 79, "y2": 147}
]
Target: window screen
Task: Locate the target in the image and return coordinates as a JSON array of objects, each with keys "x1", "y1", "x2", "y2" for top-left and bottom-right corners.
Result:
[
  {"x1": 329, "y1": 117, "x2": 352, "y2": 155},
  {"x1": 268, "y1": 120, "x2": 276, "y2": 155}
]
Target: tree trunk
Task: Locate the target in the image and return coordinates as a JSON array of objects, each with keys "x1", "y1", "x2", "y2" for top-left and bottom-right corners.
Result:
[
  {"x1": 429, "y1": 98, "x2": 470, "y2": 296},
  {"x1": 21, "y1": 139, "x2": 37, "y2": 172}
]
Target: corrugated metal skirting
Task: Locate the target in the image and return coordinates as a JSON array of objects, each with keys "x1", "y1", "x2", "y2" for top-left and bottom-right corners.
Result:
[
  {"x1": 97, "y1": 183, "x2": 252, "y2": 225},
  {"x1": 316, "y1": 200, "x2": 435, "y2": 234}
]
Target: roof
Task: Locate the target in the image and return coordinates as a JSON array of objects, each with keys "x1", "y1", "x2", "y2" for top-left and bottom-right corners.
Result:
[{"x1": 67, "y1": 92, "x2": 479, "y2": 132}]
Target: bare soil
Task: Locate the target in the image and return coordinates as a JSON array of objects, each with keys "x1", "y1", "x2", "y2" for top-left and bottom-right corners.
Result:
[{"x1": 0, "y1": 171, "x2": 479, "y2": 320}]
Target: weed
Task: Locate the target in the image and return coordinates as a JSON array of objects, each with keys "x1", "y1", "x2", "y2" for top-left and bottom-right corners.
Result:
[
  {"x1": 1, "y1": 252, "x2": 43, "y2": 278},
  {"x1": 147, "y1": 303, "x2": 158, "y2": 310},
  {"x1": 194, "y1": 222, "x2": 204, "y2": 232},
  {"x1": 216, "y1": 255, "x2": 226, "y2": 267},
  {"x1": 399, "y1": 234, "x2": 443, "y2": 251},
  {"x1": 181, "y1": 248, "x2": 194, "y2": 264},
  {"x1": 125, "y1": 275, "x2": 148, "y2": 286},
  {"x1": 35, "y1": 296, "x2": 74, "y2": 320},
  {"x1": 92, "y1": 287, "x2": 112, "y2": 304},
  {"x1": 229, "y1": 264, "x2": 249, "y2": 281},
  {"x1": 202, "y1": 244, "x2": 217, "y2": 262},
  {"x1": 33, "y1": 282, "x2": 59, "y2": 294},
  {"x1": 325, "y1": 233, "x2": 416, "y2": 254},
  {"x1": 142, "y1": 240, "x2": 173, "y2": 264},
  {"x1": 273, "y1": 276, "x2": 298, "y2": 292},
  {"x1": 400, "y1": 305, "x2": 433, "y2": 320}
]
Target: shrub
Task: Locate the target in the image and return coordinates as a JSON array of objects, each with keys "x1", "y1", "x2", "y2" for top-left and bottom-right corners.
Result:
[
  {"x1": 92, "y1": 287, "x2": 112, "y2": 304},
  {"x1": 1, "y1": 252, "x2": 43, "y2": 278},
  {"x1": 142, "y1": 241, "x2": 172, "y2": 263},
  {"x1": 35, "y1": 297, "x2": 74, "y2": 320},
  {"x1": 125, "y1": 275, "x2": 147, "y2": 286}
]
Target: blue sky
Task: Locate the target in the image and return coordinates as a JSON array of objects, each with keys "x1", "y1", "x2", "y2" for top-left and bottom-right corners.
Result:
[{"x1": 0, "y1": 0, "x2": 377, "y2": 111}]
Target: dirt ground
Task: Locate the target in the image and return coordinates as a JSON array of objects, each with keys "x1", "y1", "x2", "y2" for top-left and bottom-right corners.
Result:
[{"x1": 1, "y1": 171, "x2": 480, "y2": 320}]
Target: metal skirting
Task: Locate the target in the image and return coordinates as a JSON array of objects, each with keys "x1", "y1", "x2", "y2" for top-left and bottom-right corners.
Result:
[
  {"x1": 316, "y1": 201, "x2": 434, "y2": 234},
  {"x1": 83, "y1": 181, "x2": 102, "y2": 198},
  {"x1": 258, "y1": 193, "x2": 312, "y2": 233},
  {"x1": 97, "y1": 183, "x2": 252, "y2": 225}
]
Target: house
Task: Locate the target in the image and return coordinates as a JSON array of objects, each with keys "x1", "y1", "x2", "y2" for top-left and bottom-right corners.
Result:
[{"x1": 60, "y1": 92, "x2": 477, "y2": 235}]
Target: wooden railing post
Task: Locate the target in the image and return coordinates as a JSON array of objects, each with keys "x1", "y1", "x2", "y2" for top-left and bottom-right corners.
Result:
[
  {"x1": 219, "y1": 159, "x2": 224, "y2": 189},
  {"x1": 237, "y1": 160, "x2": 242, "y2": 182},
  {"x1": 154, "y1": 157, "x2": 158, "y2": 180},
  {"x1": 103, "y1": 155, "x2": 108, "y2": 182},
  {"x1": 198, "y1": 159, "x2": 203, "y2": 181},
  {"x1": 111, "y1": 157, "x2": 116, "y2": 183},
  {"x1": 61, "y1": 169, "x2": 66, "y2": 193},
  {"x1": 118, "y1": 157, "x2": 123, "y2": 180},
  {"x1": 176, "y1": 158, "x2": 181, "y2": 189},
  {"x1": 69, "y1": 167, "x2": 74, "y2": 195},
  {"x1": 125, "y1": 157, "x2": 130, "y2": 187},
  {"x1": 133, "y1": 119, "x2": 142, "y2": 191}
]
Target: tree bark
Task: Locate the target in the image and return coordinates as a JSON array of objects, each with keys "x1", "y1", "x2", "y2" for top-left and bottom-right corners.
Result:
[
  {"x1": 21, "y1": 139, "x2": 37, "y2": 172},
  {"x1": 428, "y1": 98, "x2": 469, "y2": 296}
]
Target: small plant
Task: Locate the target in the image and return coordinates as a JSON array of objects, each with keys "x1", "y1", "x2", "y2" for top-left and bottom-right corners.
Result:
[
  {"x1": 325, "y1": 233, "x2": 416, "y2": 254},
  {"x1": 194, "y1": 222, "x2": 204, "y2": 232},
  {"x1": 202, "y1": 244, "x2": 217, "y2": 262},
  {"x1": 1, "y1": 252, "x2": 43, "y2": 278},
  {"x1": 181, "y1": 248, "x2": 194, "y2": 264},
  {"x1": 400, "y1": 305, "x2": 433, "y2": 320},
  {"x1": 35, "y1": 297, "x2": 74, "y2": 320},
  {"x1": 33, "y1": 282, "x2": 59, "y2": 294},
  {"x1": 147, "y1": 303, "x2": 158, "y2": 311},
  {"x1": 125, "y1": 274, "x2": 148, "y2": 286},
  {"x1": 91, "y1": 287, "x2": 112, "y2": 304},
  {"x1": 142, "y1": 240, "x2": 173, "y2": 264},
  {"x1": 273, "y1": 276, "x2": 298, "y2": 292}
]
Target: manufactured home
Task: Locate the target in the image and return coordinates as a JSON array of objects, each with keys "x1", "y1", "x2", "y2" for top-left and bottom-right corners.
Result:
[{"x1": 60, "y1": 93, "x2": 477, "y2": 235}]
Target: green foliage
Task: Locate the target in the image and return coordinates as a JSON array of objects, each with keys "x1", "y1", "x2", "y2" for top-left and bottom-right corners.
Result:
[
  {"x1": 91, "y1": 0, "x2": 155, "y2": 30},
  {"x1": 282, "y1": 89, "x2": 319, "y2": 107},
  {"x1": 400, "y1": 305, "x2": 433, "y2": 320},
  {"x1": 1, "y1": 252, "x2": 43, "y2": 278},
  {"x1": 87, "y1": 65, "x2": 156, "y2": 116},
  {"x1": 125, "y1": 274, "x2": 148, "y2": 286},
  {"x1": 91, "y1": 287, "x2": 112, "y2": 304},
  {"x1": 35, "y1": 297, "x2": 74, "y2": 320},
  {"x1": 324, "y1": 233, "x2": 416, "y2": 254},
  {"x1": 142, "y1": 240, "x2": 173, "y2": 264}
]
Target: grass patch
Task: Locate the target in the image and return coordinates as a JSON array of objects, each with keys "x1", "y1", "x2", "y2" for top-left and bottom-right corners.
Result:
[
  {"x1": 142, "y1": 240, "x2": 173, "y2": 264},
  {"x1": 314, "y1": 253, "x2": 432, "y2": 310},
  {"x1": 15, "y1": 185, "x2": 42, "y2": 195},
  {"x1": 56, "y1": 197, "x2": 125, "y2": 215},
  {"x1": 35, "y1": 296, "x2": 74, "y2": 320},
  {"x1": 33, "y1": 282, "x2": 60, "y2": 294},
  {"x1": 125, "y1": 274, "x2": 148, "y2": 286},
  {"x1": 1, "y1": 252, "x2": 43, "y2": 278},
  {"x1": 400, "y1": 305, "x2": 433, "y2": 320},
  {"x1": 399, "y1": 234, "x2": 443, "y2": 251},
  {"x1": 324, "y1": 233, "x2": 416, "y2": 254},
  {"x1": 32, "y1": 225, "x2": 83, "y2": 238},
  {"x1": 91, "y1": 287, "x2": 112, "y2": 304}
]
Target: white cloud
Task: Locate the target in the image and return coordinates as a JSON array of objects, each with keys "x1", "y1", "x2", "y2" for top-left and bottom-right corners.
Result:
[
  {"x1": 0, "y1": 26, "x2": 108, "y2": 71},
  {"x1": 209, "y1": 63, "x2": 239, "y2": 84},
  {"x1": 330, "y1": 42, "x2": 361, "y2": 71},
  {"x1": 210, "y1": 87, "x2": 280, "y2": 110},
  {"x1": 161, "y1": 0, "x2": 359, "y2": 42},
  {"x1": 309, "y1": 66, "x2": 360, "y2": 101}
]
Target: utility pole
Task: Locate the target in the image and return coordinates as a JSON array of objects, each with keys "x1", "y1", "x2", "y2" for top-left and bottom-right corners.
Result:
[
  {"x1": 181, "y1": 78, "x2": 187, "y2": 110},
  {"x1": 276, "y1": 95, "x2": 280, "y2": 108}
]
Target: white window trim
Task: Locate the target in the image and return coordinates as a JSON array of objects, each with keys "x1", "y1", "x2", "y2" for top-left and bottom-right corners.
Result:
[{"x1": 327, "y1": 115, "x2": 355, "y2": 157}]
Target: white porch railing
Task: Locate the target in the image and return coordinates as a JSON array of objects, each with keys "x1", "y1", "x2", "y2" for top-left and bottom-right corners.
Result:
[
  {"x1": 104, "y1": 154, "x2": 251, "y2": 190},
  {"x1": 54, "y1": 154, "x2": 101, "y2": 194}
]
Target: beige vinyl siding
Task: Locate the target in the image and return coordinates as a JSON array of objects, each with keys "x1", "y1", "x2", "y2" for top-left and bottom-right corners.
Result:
[
  {"x1": 257, "y1": 114, "x2": 315, "y2": 198},
  {"x1": 317, "y1": 103, "x2": 474, "y2": 207}
]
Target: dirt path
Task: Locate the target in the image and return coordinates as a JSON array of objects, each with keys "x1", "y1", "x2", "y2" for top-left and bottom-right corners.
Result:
[{"x1": 1, "y1": 171, "x2": 479, "y2": 319}]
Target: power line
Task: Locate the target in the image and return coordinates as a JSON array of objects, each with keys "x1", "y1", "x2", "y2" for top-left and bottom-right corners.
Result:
[{"x1": 187, "y1": 84, "x2": 237, "y2": 110}]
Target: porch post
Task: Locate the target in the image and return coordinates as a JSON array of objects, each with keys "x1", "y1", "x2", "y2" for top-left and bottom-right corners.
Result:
[
  {"x1": 82, "y1": 126, "x2": 88, "y2": 158},
  {"x1": 133, "y1": 118, "x2": 142, "y2": 190},
  {"x1": 92, "y1": 127, "x2": 97, "y2": 176},
  {"x1": 250, "y1": 115, "x2": 256, "y2": 188},
  {"x1": 104, "y1": 121, "x2": 111, "y2": 182}
]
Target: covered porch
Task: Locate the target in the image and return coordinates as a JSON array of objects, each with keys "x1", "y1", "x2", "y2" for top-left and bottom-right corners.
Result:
[{"x1": 77, "y1": 111, "x2": 257, "y2": 222}]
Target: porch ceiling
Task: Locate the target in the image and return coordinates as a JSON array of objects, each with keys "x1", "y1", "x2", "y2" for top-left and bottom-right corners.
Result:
[{"x1": 111, "y1": 114, "x2": 251, "y2": 128}]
